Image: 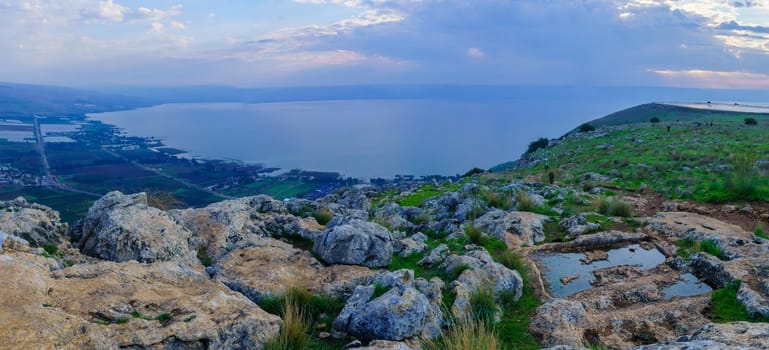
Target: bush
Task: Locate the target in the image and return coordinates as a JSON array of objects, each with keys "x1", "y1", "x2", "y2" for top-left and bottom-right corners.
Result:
[
  {"x1": 463, "y1": 167, "x2": 487, "y2": 177},
  {"x1": 578, "y1": 123, "x2": 595, "y2": 133},
  {"x1": 422, "y1": 318, "x2": 498, "y2": 350},
  {"x1": 525, "y1": 137, "x2": 549, "y2": 155},
  {"x1": 650, "y1": 117, "x2": 660, "y2": 123},
  {"x1": 481, "y1": 190, "x2": 513, "y2": 211},
  {"x1": 43, "y1": 244, "x2": 58, "y2": 255},
  {"x1": 465, "y1": 225, "x2": 484, "y2": 244},
  {"x1": 745, "y1": 117, "x2": 758, "y2": 125}
]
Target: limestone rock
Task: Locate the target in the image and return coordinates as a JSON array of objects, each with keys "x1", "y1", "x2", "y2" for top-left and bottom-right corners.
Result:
[
  {"x1": 172, "y1": 195, "x2": 322, "y2": 262},
  {"x1": 208, "y1": 237, "x2": 376, "y2": 300},
  {"x1": 531, "y1": 299, "x2": 588, "y2": 347},
  {"x1": 0, "y1": 250, "x2": 281, "y2": 349},
  {"x1": 418, "y1": 244, "x2": 449, "y2": 268},
  {"x1": 333, "y1": 270, "x2": 443, "y2": 341},
  {"x1": 737, "y1": 283, "x2": 769, "y2": 319},
  {"x1": 475, "y1": 209, "x2": 550, "y2": 246},
  {"x1": 0, "y1": 197, "x2": 67, "y2": 247},
  {"x1": 314, "y1": 219, "x2": 393, "y2": 268},
  {"x1": 78, "y1": 192, "x2": 194, "y2": 263},
  {"x1": 633, "y1": 322, "x2": 769, "y2": 350}
]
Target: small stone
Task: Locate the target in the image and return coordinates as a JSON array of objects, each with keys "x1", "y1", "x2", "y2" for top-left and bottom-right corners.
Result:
[{"x1": 319, "y1": 332, "x2": 331, "y2": 339}]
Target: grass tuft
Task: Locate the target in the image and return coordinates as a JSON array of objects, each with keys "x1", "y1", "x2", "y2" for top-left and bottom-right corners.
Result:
[
  {"x1": 516, "y1": 190, "x2": 534, "y2": 212},
  {"x1": 264, "y1": 295, "x2": 309, "y2": 350},
  {"x1": 711, "y1": 280, "x2": 769, "y2": 323},
  {"x1": 464, "y1": 225, "x2": 484, "y2": 244},
  {"x1": 422, "y1": 318, "x2": 499, "y2": 350},
  {"x1": 595, "y1": 197, "x2": 633, "y2": 217},
  {"x1": 755, "y1": 225, "x2": 768, "y2": 240},
  {"x1": 311, "y1": 208, "x2": 333, "y2": 226},
  {"x1": 470, "y1": 288, "x2": 497, "y2": 325}
]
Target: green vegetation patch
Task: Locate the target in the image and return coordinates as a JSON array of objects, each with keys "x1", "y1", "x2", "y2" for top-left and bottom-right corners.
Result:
[
  {"x1": 675, "y1": 238, "x2": 727, "y2": 261},
  {"x1": 711, "y1": 280, "x2": 769, "y2": 323}
]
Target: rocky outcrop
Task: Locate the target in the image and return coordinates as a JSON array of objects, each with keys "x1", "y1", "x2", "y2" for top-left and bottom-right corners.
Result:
[
  {"x1": 314, "y1": 219, "x2": 393, "y2": 267},
  {"x1": 393, "y1": 232, "x2": 428, "y2": 257},
  {"x1": 687, "y1": 253, "x2": 734, "y2": 289},
  {"x1": 208, "y1": 237, "x2": 377, "y2": 299},
  {"x1": 333, "y1": 270, "x2": 443, "y2": 341},
  {"x1": 172, "y1": 195, "x2": 322, "y2": 262},
  {"x1": 569, "y1": 230, "x2": 646, "y2": 249},
  {"x1": 474, "y1": 209, "x2": 550, "y2": 246},
  {"x1": 531, "y1": 299, "x2": 588, "y2": 347},
  {"x1": 0, "y1": 248, "x2": 280, "y2": 349},
  {"x1": 633, "y1": 322, "x2": 769, "y2": 350},
  {"x1": 78, "y1": 192, "x2": 195, "y2": 263},
  {"x1": 0, "y1": 197, "x2": 67, "y2": 247}
]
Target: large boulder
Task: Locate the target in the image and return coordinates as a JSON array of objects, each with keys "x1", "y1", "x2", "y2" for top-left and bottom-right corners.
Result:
[
  {"x1": 333, "y1": 270, "x2": 443, "y2": 341},
  {"x1": 171, "y1": 195, "x2": 322, "y2": 262},
  {"x1": 78, "y1": 192, "x2": 194, "y2": 263},
  {"x1": 475, "y1": 209, "x2": 549, "y2": 246},
  {"x1": 208, "y1": 237, "x2": 377, "y2": 300},
  {"x1": 0, "y1": 197, "x2": 67, "y2": 247},
  {"x1": 531, "y1": 299, "x2": 588, "y2": 347},
  {"x1": 0, "y1": 249, "x2": 281, "y2": 349},
  {"x1": 314, "y1": 219, "x2": 393, "y2": 267}
]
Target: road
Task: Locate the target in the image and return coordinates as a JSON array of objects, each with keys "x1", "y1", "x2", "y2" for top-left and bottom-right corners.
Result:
[
  {"x1": 100, "y1": 147, "x2": 234, "y2": 200},
  {"x1": 33, "y1": 116, "x2": 101, "y2": 197}
]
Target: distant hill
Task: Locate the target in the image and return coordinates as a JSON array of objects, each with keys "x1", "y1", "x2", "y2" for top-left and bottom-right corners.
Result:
[
  {"x1": 585, "y1": 103, "x2": 769, "y2": 128},
  {"x1": 0, "y1": 82, "x2": 150, "y2": 117}
]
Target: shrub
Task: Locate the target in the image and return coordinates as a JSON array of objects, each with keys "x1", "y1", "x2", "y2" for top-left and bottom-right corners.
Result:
[
  {"x1": 464, "y1": 225, "x2": 484, "y2": 244},
  {"x1": 264, "y1": 295, "x2": 309, "y2": 350},
  {"x1": 470, "y1": 288, "x2": 498, "y2": 325},
  {"x1": 516, "y1": 190, "x2": 534, "y2": 212},
  {"x1": 481, "y1": 190, "x2": 513, "y2": 211},
  {"x1": 548, "y1": 171, "x2": 555, "y2": 185},
  {"x1": 650, "y1": 117, "x2": 660, "y2": 123},
  {"x1": 578, "y1": 123, "x2": 595, "y2": 133},
  {"x1": 422, "y1": 318, "x2": 498, "y2": 350},
  {"x1": 525, "y1": 137, "x2": 549, "y2": 155},
  {"x1": 463, "y1": 167, "x2": 487, "y2": 177},
  {"x1": 744, "y1": 117, "x2": 758, "y2": 125},
  {"x1": 311, "y1": 207, "x2": 333, "y2": 225}
]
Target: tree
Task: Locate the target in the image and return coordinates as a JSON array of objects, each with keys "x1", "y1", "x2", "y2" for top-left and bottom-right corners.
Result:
[
  {"x1": 463, "y1": 167, "x2": 486, "y2": 177},
  {"x1": 650, "y1": 117, "x2": 660, "y2": 124},
  {"x1": 578, "y1": 123, "x2": 595, "y2": 133},
  {"x1": 525, "y1": 137, "x2": 549, "y2": 155},
  {"x1": 745, "y1": 118, "x2": 758, "y2": 126}
]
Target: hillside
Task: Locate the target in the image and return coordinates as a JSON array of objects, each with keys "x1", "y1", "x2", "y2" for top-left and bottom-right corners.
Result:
[
  {"x1": 2, "y1": 102, "x2": 769, "y2": 349},
  {"x1": 587, "y1": 102, "x2": 769, "y2": 128},
  {"x1": 0, "y1": 82, "x2": 150, "y2": 117}
]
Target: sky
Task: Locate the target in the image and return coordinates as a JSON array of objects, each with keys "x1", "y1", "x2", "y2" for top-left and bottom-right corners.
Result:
[{"x1": 1, "y1": 0, "x2": 769, "y2": 88}]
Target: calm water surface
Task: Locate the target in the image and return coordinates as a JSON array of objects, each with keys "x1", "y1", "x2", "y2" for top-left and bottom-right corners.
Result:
[{"x1": 89, "y1": 99, "x2": 625, "y2": 178}]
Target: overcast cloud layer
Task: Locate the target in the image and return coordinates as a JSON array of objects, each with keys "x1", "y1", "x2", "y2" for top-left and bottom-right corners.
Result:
[{"x1": 1, "y1": 0, "x2": 768, "y2": 88}]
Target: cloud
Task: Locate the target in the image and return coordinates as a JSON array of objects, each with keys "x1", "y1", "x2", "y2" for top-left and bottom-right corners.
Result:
[
  {"x1": 467, "y1": 47, "x2": 485, "y2": 58},
  {"x1": 80, "y1": 0, "x2": 128, "y2": 23},
  {"x1": 133, "y1": 5, "x2": 183, "y2": 22}
]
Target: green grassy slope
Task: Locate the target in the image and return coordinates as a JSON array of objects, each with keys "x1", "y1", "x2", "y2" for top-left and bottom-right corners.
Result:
[
  {"x1": 587, "y1": 103, "x2": 769, "y2": 128},
  {"x1": 493, "y1": 105, "x2": 769, "y2": 203}
]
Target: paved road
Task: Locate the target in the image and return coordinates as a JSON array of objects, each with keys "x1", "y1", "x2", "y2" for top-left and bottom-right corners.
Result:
[{"x1": 33, "y1": 116, "x2": 101, "y2": 197}]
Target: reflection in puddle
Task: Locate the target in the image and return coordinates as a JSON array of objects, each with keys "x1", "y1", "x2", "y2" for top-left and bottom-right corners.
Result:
[
  {"x1": 534, "y1": 244, "x2": 666, "y2": 297},
  {"x1": 663, "y1": 273, "x2": 712, "y2": 299}
]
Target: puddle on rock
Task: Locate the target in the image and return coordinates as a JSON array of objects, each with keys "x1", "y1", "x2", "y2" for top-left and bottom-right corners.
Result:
[
  {"x1": 534, "y1": 244, "x2": 666, "y2": 297},
  {"x1": 662, "y1": 273, "x2": 712, "y2": 299}
]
